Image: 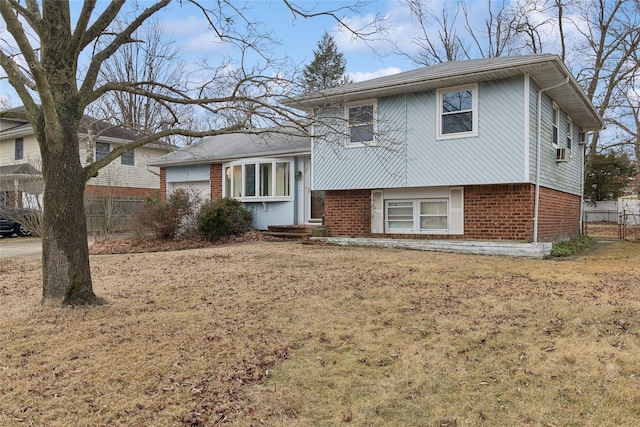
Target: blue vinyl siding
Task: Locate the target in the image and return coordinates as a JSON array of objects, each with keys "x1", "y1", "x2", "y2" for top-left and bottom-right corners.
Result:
[
  {"x1": 166, "y1": 164, "x2": 210, "y2": 182},
  {"x1": 244, "y1": 201, "x2": 294, "y2": 230},
  {"x1": 313, "y1": 77, "x2": 527, "y2": 190},
  {"x1": 312, "y1": 97, "x2": 406, "y2": 190},
  {"x1": 529, "y1": 78, "x2": 583, "y2": 196},
  {"x1": 406, "y1": 78, "x2": 524, "y2": 186}
]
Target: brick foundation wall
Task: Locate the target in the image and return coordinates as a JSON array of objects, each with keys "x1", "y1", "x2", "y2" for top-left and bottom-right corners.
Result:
[
  {"x1": 463, "y1": 184, "x2": 535, "y2": 241},
  {"x1": 537, "y1": 186, "x2": 581, "y2": 241},
  {"x1": 85, "y1": 185, "x2": 158, "y2": 199},
  {"x1": 324, "y1": 189, "x2": 371, "y2": 237},
  {"x1": 323, "y1": 184, "x2": 580, "y2": 242},
  {"x1": 210, "y1": 164, "x2": 222, "y2": 200}
]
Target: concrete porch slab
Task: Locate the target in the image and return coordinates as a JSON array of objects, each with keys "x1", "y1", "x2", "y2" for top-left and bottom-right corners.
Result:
[{"x1": 310, "y1": 237, "x2": 553, "y2": 259}]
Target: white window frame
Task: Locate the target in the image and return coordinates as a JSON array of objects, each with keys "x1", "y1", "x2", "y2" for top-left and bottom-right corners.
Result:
[
  {"x1": 385, "y1": 198, "x2": 450, "y2": 234},
  {"x1": 345, "y1": 99, "x2": 377, "y2": 147},
  {"x1": 436, "y1": 83, "x2": 478, "y2": 139},
  {"x1": 121, "y1": 149, "x2": 135, "y2": 166},
  {"x1": 223, "y1": 157, "x2": 293, "y2": 202},
  {"x1": 566, "y1": 117, "x2": 573, "y2": 152},
  {"x1": 14, "y1": 137, "x2": 24, "y2": 160},
  {"x1": 552, "y1": 102, "x2": 559, "y2": 147},
  {"x1": 95, "y1": 141, "x2": 110, "y2": 161}
]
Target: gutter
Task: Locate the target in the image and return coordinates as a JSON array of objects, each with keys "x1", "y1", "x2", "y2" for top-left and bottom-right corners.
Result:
[{"x1": 533, "y1": 77, "x2": 569, "y2": 243}]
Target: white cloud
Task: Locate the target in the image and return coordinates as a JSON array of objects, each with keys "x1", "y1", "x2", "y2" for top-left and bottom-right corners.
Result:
[
  {"x1": 349, "y1": 67, "x2": 402, "y2": 82},
  {"x1": 161, "y1": 15, "x2": 226, "y2": 54}
]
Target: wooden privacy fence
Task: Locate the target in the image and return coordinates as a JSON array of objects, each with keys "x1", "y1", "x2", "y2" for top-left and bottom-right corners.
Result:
[
  {"x1": 583, "y1": 210, "x2": 640, "y2": 242},
  {"x1": 85, "y1": 196, "x2": 143, "y2": 233}
]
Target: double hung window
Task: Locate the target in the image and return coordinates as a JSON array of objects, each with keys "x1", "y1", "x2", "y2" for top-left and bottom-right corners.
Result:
[
  {"x1": 346, "y1": 100, "x2": 376, "y2": 146},
  {"x1": 96, "y1": 142, "x2": 110, "y2": 161},
  {"x1": 121, "y1": 149, "x2": 135, "y2": 166},
  {"x1": 14, "y1": 138, "x2": 23, "y2": 160},
  {"x1": 552, "y1": 103, "x2": 559, "y2": 147},
  {"x1": 437, "y1": 84, "x2": 478, "y2": 138},
  {"x1": 566, "y1": 118, "x2": 573, "y2": 151},
  {"x1": 224, "y1": 159, "x2": 292, "y2": 200},
  {"x1": 386, "y1": 199, "x2": 448, "y2": 233}
]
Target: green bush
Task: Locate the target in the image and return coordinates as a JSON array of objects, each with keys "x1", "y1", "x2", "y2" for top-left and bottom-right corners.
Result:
[
  {"x1": 197, "y1": 197, "x2": 253, "y2": 241},
  {"x1": 132, "y1": 189, "x2": 197, "y2": 240},
  {"x1": 551, "y1": 235, "x2": 597, "y2": 257}
]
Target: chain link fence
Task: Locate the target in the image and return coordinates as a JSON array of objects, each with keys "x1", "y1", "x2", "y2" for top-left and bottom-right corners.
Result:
[{"x1": 584, "y1": 210, "x2": 640, "y2": 242}]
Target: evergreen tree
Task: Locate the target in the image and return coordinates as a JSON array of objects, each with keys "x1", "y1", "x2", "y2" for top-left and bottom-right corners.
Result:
[
  {"x1": 301, "y1": 32, "x2": 352, "y2": 92},
  {"x1": 585, "y1": 151, "x2": 637, "y2": 202}
]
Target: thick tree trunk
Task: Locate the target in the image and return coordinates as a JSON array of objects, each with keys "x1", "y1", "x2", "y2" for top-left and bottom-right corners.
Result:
[{"x1": 40, "y1": 128, "x2": 102, "y2": 306}]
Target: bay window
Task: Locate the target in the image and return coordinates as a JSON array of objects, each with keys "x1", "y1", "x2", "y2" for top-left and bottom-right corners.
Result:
[{"x1": 224, "y1": 158, "x2": 292, "y2": 201}]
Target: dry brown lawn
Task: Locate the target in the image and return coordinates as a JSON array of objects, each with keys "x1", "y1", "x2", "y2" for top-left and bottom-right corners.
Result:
[{"x1": 1, "y1": 240, "x2": 639, "y2": 426}]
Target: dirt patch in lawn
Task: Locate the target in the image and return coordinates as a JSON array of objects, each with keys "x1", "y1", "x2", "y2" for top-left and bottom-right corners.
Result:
[{"x1": 1, "y1": 240, "x2": 639, "y2": 426}]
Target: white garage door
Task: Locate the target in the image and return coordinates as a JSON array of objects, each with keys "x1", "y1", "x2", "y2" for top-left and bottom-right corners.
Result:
[{"x1": 169, "y1": 181, "x2": 211, "y2": 203}]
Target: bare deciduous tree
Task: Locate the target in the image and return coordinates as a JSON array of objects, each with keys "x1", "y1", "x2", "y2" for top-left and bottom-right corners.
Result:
[
  {"x1": 0, "y1": 0, "x2": 379, "y2": 306},
  {"x1": 399, "y1": 0, "x2": 639, "y2": 180}
]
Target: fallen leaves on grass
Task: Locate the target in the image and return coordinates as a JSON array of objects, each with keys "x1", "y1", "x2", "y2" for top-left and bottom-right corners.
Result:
[{"x1": 89, "y1": 230, "x2": 281, "y2": 255}]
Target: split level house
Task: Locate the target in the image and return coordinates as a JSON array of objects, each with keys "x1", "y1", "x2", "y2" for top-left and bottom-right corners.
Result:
[
  {"x1": 0, "y1": 107, "x2": 171, "y2": 230},
  {"x1": 151, "y1": 54, "x2": 604, "y2": 242}
]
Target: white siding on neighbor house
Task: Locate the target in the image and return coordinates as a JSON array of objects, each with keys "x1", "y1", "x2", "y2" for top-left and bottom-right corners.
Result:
[
  {"x1": 0, "y1": 133, "x2": 41, "y2": 166},
  {"x1": 312, "y1": 77, "x2": 528, "y2": 191},
  {"x1": 529, "y1": 78, "x2": 584, "y2": 196},
  {"x1": 79, "y1": 142, "x2": 166, "y2": 189}
]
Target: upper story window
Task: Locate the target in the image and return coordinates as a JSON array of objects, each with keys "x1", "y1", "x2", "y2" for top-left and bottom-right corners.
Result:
[
  {"x1": 566, "y1": 118, "x2": 573, "y2": 151},
  {"x1": 346, "y1": 99, "x2": 376, "y2": 146},
  {"x1": 552, "y1": 102, "x2": 559, "y2": 147},
  {"x1": 14, "y1": 137, "x2": 23, "y2": 160},
  {"x1": 121, "y1": 149, "x2": 135, "y2": 166},
  {"x1": 437, "y1": 84, "x2": 478, "y2": 139},
  {"x1": 224, "y1": 158, "x2": 292, "y2": 201},
  {"x1": 96, "y1": 142, "x2": 110, "y2": 161}
]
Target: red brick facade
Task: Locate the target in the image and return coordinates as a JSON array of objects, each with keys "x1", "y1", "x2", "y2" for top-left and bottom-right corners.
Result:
[
  {"x1": 324, "y1": 189, "x2": 372, "y2": 237},
  {"x1": 210, "y1": 164, "x2": 223, "y2": 200},
  {"x1": 537, "y1": 186, "x2": 581, "y2": 240},
  {"x1": 85, "y1": 184, "x2": 158, "y2": 199},
  {"x1": 463, "y1": 184, "x2": 535, "y2": 240},
  {"x1": 324, "y1": 184, "x2": 581, "y2": 242},
  {"x1": 159, "y1": 167, "x2": 167, "y2": 201}
]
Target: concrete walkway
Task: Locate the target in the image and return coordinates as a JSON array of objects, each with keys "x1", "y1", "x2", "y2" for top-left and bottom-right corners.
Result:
[{"x1": 312, "y1": 237, "x2": 553, "y2": 259}]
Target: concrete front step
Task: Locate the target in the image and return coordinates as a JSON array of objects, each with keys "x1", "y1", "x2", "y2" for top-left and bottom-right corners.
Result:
[{"x1": 266, "y1": 224, "x2": 327, "y2": 239}]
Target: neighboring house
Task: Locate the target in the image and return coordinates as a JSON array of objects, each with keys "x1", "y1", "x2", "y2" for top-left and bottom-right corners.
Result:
[
  {"x1": 0, "y1": 107, "x2": 171, "y2": 229},
  {"x1": 285, "y1": 54, "x2": 604, "y2": 242},
  {"x1": 148, "y1": 132, "x2": 314, "y2": 230}
]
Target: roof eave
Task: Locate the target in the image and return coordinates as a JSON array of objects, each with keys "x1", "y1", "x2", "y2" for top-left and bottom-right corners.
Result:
[{"x1": 148, "y1": 147, "x2": 311, "y2": 168}]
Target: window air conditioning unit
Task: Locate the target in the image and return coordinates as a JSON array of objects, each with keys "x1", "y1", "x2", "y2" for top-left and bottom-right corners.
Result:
[
  {"x1": 556, "y1": 147, "x2": 569, "y2": 162},
  {"x1": 578, "y1": 132, "x2": 587, "y2": 144}
]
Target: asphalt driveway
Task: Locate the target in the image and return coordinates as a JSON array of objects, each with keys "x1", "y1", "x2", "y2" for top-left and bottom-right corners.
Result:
[{"x1": 0, "y1": 236, "x2": 43, "y2": 258}]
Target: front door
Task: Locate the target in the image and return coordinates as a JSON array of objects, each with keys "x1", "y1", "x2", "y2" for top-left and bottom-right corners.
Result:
[{"x1": 303, "y1": 158, "x2": 324, "y2": 223}]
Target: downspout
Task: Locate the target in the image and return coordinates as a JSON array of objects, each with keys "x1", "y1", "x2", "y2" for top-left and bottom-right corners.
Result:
[{"x1": 533, "y1": 77, "x2": 569, "y2": 243}]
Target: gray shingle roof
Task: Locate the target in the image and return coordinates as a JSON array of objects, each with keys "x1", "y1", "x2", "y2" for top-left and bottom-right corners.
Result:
[
  {"x1": 148, "y1": 131, "x2": 310, "y2": 167},
  {"x1": 285, "y1": 54, "x2": 603, "y2": 131}
]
